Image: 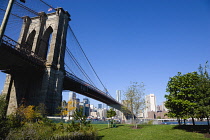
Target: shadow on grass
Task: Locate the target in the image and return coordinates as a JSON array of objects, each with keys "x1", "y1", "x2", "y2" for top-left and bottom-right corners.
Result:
[
  {"x1": 116, "y1": 125, "x2": 125, "y2": 128},
  {"x1": 96, "y1": 136, "x2": 104, "y2": 140},
  {"x1": 173, "y1": 125, "x2": 210, "y2": 138}
]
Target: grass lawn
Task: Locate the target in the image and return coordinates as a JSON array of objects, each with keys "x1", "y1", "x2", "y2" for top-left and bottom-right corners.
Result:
[{"x1": 92, "y1": 124, "x2": 209, "y2": 140}]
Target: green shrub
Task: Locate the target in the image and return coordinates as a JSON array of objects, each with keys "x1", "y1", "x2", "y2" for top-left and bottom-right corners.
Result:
[
  {"x1": 0, "y1": 118, "x2": 10, "y2": 139},
  {"x1": 66, "y1": 120, "x2": 80, "y2": 132},
  {"x1": 52, "y1": 130, "x2": 98, "y2": 140},
  {"x1": 0, "y1": 94, "x2": 12, "y2": 139},
  {"x1": 6, "y1": 123, "x2": 55, "y2": 139},
  {"x1": 0, "y1": 100, "x2": 98, "y2": 139}
]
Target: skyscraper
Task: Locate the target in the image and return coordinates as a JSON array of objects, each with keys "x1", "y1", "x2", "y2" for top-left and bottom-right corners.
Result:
[
  {"x1": 98, "y1": 104, "x2": 102, "y2": 109},
  {"x1": 76, "y1": 98, "x2": 80, "y2": 108},
  {"x1": 69, "y1": 91, "x2": 76, "y2": 101},
  {"x1": 145, "y1": 94, "x2": 156, "y2": 118},
  {"x1": 90, "y1": 104, "x2": 94, "y2": 112},
  {"x1": 115, "y1": 90, "x2": 122, "y2": 119},
  {"x1": 83, "y1": 98, "x2": 90, "y2": 117},
  {"x1": 116, "y1": 90, "x2": 121, "y2": 102},
  {"x1": 145, "y1": 94, "x2": 156, "y2": 112},
  {"x1": 83, "y1": 98, "x2": 90, "y2": 104}
]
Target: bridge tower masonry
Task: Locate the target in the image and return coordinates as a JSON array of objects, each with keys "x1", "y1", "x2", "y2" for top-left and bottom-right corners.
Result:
[{"x1": 2, "y1": 8, "x2": 70, "y2": 115}]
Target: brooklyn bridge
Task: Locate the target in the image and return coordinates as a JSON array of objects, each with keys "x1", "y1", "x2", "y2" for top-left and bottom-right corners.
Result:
[{"x1": 0, "y1": 0, "x2": 131, "y2": 117}]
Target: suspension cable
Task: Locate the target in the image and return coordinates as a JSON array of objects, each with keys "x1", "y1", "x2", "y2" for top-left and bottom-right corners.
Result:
[
  {"x1": 66, "y1": 48, "x2": 95, "y2": 87},
  {"x1": 0, "y1": 8, "x2": 22, "y2": 19},
  {"x1": 68, "y1": 25, "x2": 108, "y2": 93},
  {"x1": 39, "y1": 0, "x2": 56, "y2": 11},
  {"x1": 66, "y1": 47, "x2": 96, "y2": 87},
  {"x1": 14, "y1": 1, "x2": 39, "y2": 16},
  {"x1": 64, "y1": 63, "x2": 76, "y2": 75}
]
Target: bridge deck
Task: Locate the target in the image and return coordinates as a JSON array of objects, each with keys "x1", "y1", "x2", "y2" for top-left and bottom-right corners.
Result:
[
  {"x1": 0, "y1": 35, "x2": 45, "y2": 73},
  {"x1": 63, "y1": 72, "x2": 123, "y2": 110}
]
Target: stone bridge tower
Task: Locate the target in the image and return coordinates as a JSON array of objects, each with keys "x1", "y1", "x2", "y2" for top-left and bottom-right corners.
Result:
[{"x1": 2, "y1": 8, "x2": 70, "y2": 115}]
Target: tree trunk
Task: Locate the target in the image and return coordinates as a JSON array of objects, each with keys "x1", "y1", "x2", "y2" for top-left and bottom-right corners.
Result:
[
  {"x1": 184, "y1": 119, "x2": 186, "y2": 125},
  {"x1": 207, "y1": 116, "x2": 209, "y2": 126},
  {"x1": 132, "y1": 114, "x2": 136, "y2": 128},
  {"x1": 192, "y1": 117, "x2": 195, "y2": 125},
  {"x1": 207, "y1": 117, "x2": 210, "y2": 134},
  {"x1": 178, "y1": 118, "x2": 181, "y2": 125}
]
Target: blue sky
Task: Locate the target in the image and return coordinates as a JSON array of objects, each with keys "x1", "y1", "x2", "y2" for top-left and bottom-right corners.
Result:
[
  {"x1": 60, "y1": 0, "x2": 210, "y2": 105},
  {"x1": 0, "y1": 0, "x2": 210, "y2": 107}
]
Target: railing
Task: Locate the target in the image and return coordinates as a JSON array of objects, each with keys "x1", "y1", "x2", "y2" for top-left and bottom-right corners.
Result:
[
  {"x1": 65, "y1": 71, "x2": 120, "y2": 103},
  {"x1": 1, "y1": 35, "x2": 46, "y2": 66}
]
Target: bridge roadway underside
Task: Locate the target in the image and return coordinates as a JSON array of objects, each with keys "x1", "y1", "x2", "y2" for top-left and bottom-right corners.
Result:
[
  {"x1": 63, "y1": 76, "x2": 123, "y2": 111},
  {"x1": 0, "y1": 43, "x2": 45, "y2": 73}
]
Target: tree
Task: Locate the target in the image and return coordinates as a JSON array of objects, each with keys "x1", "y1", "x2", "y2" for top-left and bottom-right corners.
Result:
[
  {"x1": 73, "y1": 107, "x2": 89, "y2": 129},
  {"x1": 35, "y1": 103, "x2": 47, "y2": 117},
  {"x1": 107, "y1": 108, "x2": 116, "y2": 118},
  {"x1": 197, "y1": 62, "x2": 210, "y2": 125},
  {"x1": 0, "y1": 94, "x2": 7, "y2": 119},
  {"x1": 123, "y1": 82, "x2": 145, "y2": 127},
  {"x1": 61, "y1": 100, "x2": 76, "y2": 119},
  {"x1": 16, "y1": 105, "x2": 42, "y2": 123},
  {"x1": 107, "y1": 108, "x2": 116, "y2": 128},
  {"x1": 23, "y1": 105, "x2": 36, "y2": 122},
  {"x1": 165, "y1": 72, "x2": 200, "y2": 125}
]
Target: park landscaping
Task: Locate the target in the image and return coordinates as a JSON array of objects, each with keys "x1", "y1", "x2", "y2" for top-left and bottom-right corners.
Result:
[{"x1": 93, "y1": 124, "x2": 209, "y2": 140}]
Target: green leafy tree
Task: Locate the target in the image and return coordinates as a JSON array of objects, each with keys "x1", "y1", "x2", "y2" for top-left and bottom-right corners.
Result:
[
  {"x1": 0, "y1": 94, "x2": 7, "y2": 119},
  {"x1": 107, "y1": 108, "x2": 116, "y2": 118},
  {"x1": 197, "y1": 62, "x2": 210, "y2": 125},
  {"x1": 35, "y1": 103, "x2": 47, "y2": 117},
  {"x1": 124, "y1": 82, "x2": 145, "y2": 127},
  {"x1": 107, "y1": 108, "x2": 116, "y2": 128},
  {"x1": 73, "y1": 107, "x2": 90, "y2": 129},
  {"x1": 165, "y1": 72, "x2": 200, "y2": 125}
]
